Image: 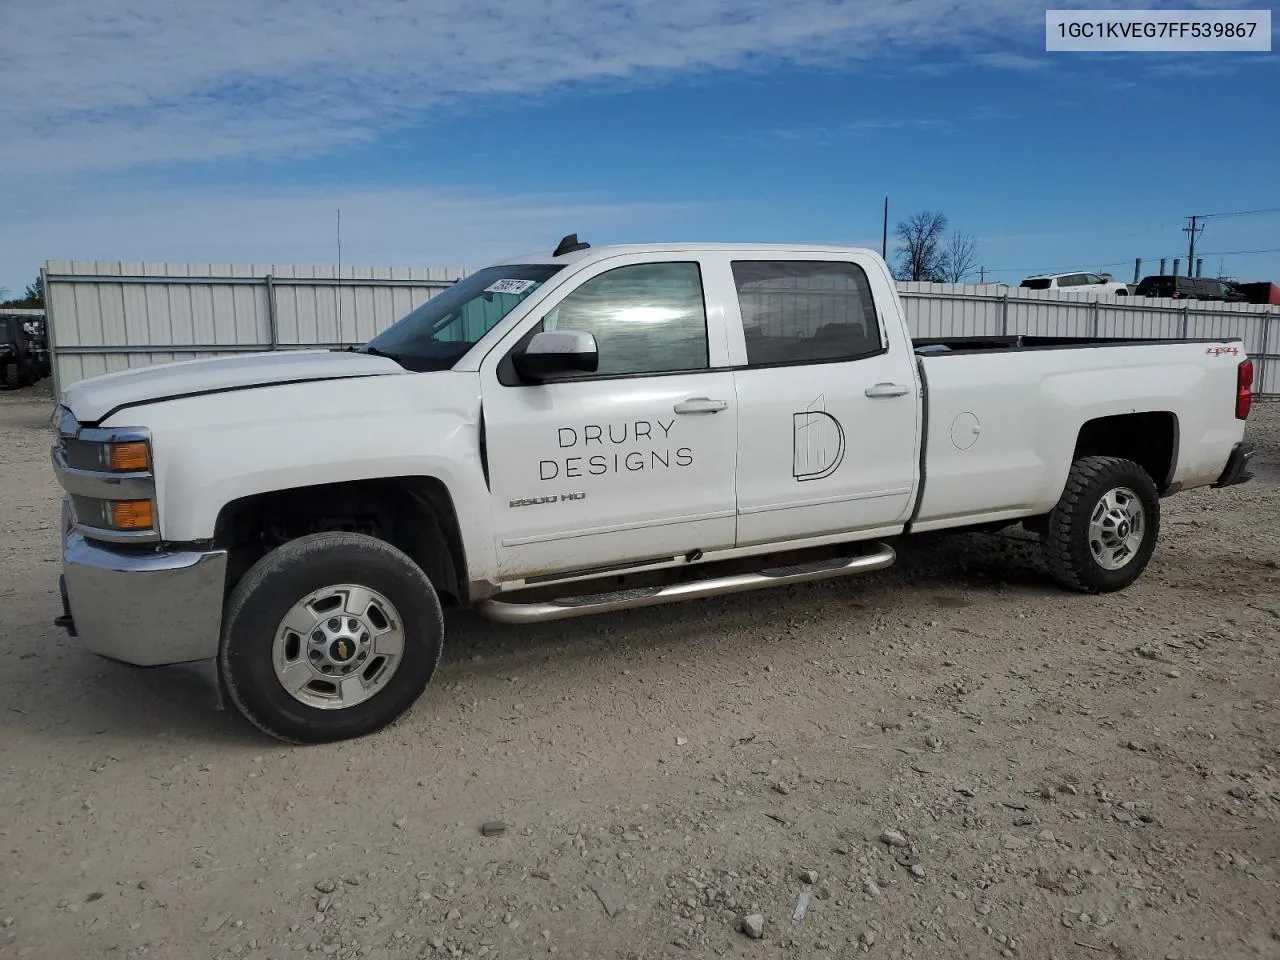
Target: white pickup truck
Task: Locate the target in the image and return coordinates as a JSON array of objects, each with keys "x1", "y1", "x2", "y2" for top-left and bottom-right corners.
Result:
[{"x1": 51, "y1": 238, "x2": 1257, "y2": 743}]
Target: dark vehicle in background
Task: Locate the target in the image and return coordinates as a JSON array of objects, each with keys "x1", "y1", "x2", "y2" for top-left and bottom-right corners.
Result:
[
  {"x1": 0, "y1": 313, "x2": 51, "y2": 388},
  {"x1": 1134, "y1": 275, "x2": 1248, "y2": 302}
]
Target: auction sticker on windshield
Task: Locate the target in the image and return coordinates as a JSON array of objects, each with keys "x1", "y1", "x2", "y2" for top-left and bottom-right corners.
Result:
[{"x1": 485, "y1": 279, "x2": 539, "y2": 295}]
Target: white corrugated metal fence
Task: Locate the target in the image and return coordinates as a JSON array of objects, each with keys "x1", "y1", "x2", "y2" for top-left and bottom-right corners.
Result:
[
  {"x1": 44, "y1": 262, "x2": 1278, "y2": 397},
  {"x1": 897, "y1": 281, "x2": 1276, "y2": 395},
  {"x1": 42, "y1": 260, "x2": 468, "y2": 394}
]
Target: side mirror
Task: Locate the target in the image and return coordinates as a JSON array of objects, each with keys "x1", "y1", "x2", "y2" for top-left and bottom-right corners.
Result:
[{"x1": 512, "y1": 330, "x2": 599, "y2": 381}]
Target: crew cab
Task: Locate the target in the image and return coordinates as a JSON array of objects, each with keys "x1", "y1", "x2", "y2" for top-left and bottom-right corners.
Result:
[{"x1": 50, "y1": 238, "x2": 1256, "y2": 743}]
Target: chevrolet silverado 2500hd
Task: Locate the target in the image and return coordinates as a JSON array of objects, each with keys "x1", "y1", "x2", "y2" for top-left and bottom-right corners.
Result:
[{"x1": 51, "y1": 238, "x2": 1257, "y2": 743}]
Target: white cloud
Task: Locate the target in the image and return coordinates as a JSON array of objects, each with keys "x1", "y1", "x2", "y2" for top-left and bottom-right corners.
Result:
[
  {"x1": 0, "y1": 184, "x2": 701, "y2": 290},
  {"x1": 0, "y1": 0, "x2": 1241, "y2": 290},
  {"x1": 971, "y1": 52, "x2": 1046, "y2": 71},
  {"x1": 0, "y1": 0, "x2": 1055, "y2": 177}
]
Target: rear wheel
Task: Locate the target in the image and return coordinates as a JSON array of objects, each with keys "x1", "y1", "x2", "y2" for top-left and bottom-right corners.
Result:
[
  {"x1": 219, "y1": 532, "x2": 444, "y2": 743},
  {"x1": 1041, "y1": 456, "x2": 1160, "y2": 593}
]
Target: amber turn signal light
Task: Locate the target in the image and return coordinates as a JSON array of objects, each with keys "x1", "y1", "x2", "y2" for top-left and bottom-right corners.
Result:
[
  {"x1": 107, "y1": 441, "x2": 150, "y2": 472},
  {"x1": 107, "y1": 499, "x2": 154, "y2": 530}
]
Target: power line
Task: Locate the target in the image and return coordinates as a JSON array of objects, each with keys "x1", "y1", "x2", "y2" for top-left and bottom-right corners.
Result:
[
  {"x1": 1189, "y1": 206, "x2": 1280, "y2": 220},
  {"x1": 981, "y1": 260, "x2": 1134, "y2": 275},
  {"x1": 982, "y1": 247, "x2": 1280, "y2": 276},
  {"x1": 1197, "y1": 246, "x2": 1280, "y2": 257}
]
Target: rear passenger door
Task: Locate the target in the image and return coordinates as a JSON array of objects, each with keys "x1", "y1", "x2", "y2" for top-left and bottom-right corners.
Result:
[{"x1": 715, "y1": 254, "x2": 922, "y2": 547}]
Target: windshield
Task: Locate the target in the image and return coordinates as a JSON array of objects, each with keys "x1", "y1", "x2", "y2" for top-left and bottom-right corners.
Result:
[{"x1": 360, "y1": 263, "x2": 564, "y2": 371}]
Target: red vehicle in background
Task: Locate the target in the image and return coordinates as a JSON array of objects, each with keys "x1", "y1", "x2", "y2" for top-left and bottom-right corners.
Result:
[{"x1": 1235, "y1": 281, "x2": 1280, "y2": 306}]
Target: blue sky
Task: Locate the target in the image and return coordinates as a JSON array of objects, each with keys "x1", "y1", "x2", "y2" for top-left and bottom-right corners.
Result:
[{"x1": 2, "y1": 0, "x2": 1277, "y2": 297}]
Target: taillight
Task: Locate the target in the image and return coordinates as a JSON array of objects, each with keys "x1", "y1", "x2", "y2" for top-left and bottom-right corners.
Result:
[{"x1": 1236, "y1": 359, "x2": 1253, "y2": 420}]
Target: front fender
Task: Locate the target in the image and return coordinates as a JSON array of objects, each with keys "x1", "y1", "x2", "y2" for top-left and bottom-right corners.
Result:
[{"x1": 100, "y1": 372, "x2": 497, "y2": 581}]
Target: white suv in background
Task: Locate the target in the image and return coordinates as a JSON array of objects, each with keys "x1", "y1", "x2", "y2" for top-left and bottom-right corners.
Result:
[{"x1": 1020, "y1": 272, "x2": 1130, "y2": 296}]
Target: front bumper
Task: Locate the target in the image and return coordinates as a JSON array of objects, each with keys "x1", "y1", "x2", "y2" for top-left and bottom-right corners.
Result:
[
  {"x1": 56, "y1": 528, "x2": 228, "y2": 667},
  {"x1": 1212, "y1": 441, "x2": 1255, "y2": 488}
]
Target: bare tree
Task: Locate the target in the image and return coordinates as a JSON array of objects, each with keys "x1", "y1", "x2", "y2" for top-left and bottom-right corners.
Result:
[
  {"x1": 938, "y1": 231, "x2": 979, "y2": 283},
  {"x1": 894, "y1": 211, "x2": 948, "y2": 281}
]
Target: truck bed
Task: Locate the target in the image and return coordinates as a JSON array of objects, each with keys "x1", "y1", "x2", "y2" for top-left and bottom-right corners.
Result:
[
  {"x1": 912, "y1": 334, "x2": 1231, "y2": 355},
  {"x1": 906, "y1": 334, "x2": 1247, "y2": 533}
]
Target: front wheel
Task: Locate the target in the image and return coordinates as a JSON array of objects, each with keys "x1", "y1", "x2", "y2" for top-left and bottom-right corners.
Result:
[
  {"x1": 220, "y1": 532, "x2": 444, "y2": 743},
  {"x1": 1041, "y1": 456, "x2": 1160, "y2": 593}
]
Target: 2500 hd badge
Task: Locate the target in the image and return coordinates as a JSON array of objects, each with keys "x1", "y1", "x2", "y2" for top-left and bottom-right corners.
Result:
[{"x1": 509, "y1": 492, "x2": 586, "y2": 508}]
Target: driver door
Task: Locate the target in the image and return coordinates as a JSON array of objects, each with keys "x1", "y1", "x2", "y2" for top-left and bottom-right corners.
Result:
[{"x1": 478, "y1": 254, "x2": 739, "y2": 582}]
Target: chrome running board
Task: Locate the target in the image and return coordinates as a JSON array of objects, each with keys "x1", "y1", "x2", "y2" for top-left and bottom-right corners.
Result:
[{"x1": 476, "y1": 541, "x2": 897, "y2": 624}]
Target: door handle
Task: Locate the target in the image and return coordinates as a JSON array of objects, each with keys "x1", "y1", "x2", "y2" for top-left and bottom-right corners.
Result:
[
  {"x1": 673, "y1": 397, "x2": 728, "y2": 414},
  {"x1": 864, "y1": 383, "x2": 911, "y2": 399}
]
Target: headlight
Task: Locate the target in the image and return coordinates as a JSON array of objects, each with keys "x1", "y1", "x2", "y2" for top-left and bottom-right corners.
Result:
[{"x1": 53, "y1": 410, "x2": 159, "y2": 542}]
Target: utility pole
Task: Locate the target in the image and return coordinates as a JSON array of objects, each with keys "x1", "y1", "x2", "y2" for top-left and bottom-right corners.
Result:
[
  {"x1": 979, "y1": 265, "x2": 985, "y2": 284},
  {"x1": 1183, "y1": 215, "x2": 1203, "y2": 277},
  {"x1": 881, "y1": 196, "x2": 889, "y2": 260},
  {"x1": 336, "y1": 208, "x2": 344, "y2": 334}
]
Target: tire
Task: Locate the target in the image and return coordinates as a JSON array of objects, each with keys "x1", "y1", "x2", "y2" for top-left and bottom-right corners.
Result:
[
  {"x1": 17, "y1": 358, "x2": 36, "y2": 386},
  {"x1": 1041, "y1": 456, "x2": 1160, "y2": 594},
  {"x1": 219, "y1": 532, "x2": 445, "y2": 744}
]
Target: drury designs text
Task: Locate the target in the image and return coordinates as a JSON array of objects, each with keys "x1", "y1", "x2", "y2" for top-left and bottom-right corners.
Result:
[{"x1": 539, "y1": 419, "x2": 693, "y2": 481}]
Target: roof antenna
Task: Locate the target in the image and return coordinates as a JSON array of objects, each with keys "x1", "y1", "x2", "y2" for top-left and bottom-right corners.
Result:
[{"x1": 553, "y1": 233, "x2": 590, "y2": 257}]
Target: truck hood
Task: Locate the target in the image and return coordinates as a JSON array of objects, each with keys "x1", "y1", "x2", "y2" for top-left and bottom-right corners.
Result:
[{"x1": 62, "y1": 349, "x2": 406, "y2": 424}]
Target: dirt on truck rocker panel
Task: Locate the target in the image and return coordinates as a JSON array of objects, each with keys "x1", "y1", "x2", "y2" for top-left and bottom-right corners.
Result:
[{"x1": 50, "y1": 237, "x2": 1256, "y2": 744}]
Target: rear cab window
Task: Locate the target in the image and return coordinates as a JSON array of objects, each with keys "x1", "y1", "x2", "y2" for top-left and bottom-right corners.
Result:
[{"x1": 729, "y1": 260, "x2": 885, "y2": 366}]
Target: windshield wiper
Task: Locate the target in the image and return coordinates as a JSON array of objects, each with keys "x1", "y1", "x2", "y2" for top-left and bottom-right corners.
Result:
[{"x1": 357, "y1": 345, "x2": 400, "y2": 360}]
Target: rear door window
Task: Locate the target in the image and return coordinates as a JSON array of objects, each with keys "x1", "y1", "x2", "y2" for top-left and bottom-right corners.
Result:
[{"x1": 730, "y1": 259, "x2": 884, "y2": 366}]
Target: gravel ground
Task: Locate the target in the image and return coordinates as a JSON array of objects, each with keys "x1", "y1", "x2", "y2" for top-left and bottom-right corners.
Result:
[{"x1": 1, "y1": 379, "x2": 1277, "y2": 960}]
